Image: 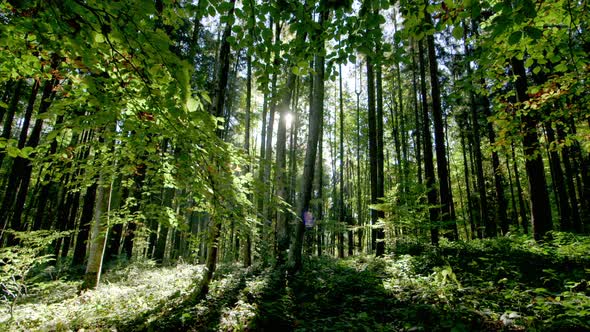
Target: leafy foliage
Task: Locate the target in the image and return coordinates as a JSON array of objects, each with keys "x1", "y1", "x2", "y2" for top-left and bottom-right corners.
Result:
[
  {"x1": 0, "y1": 259, "x2": 201, "y2": 330},
  {"x1": 0, "y1": 230, "x2": 70, "y2": 319}
]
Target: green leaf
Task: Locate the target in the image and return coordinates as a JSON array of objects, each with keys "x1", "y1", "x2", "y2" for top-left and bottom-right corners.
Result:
[
  {"x1": 186, "y1": 97, "x2": 199, "y2": 112},
  {"x1": 525, "y1": 26, "x2": 543, "y2": 40},
  {"x1": 7, "y1": 145, "x2": 19, "y2": 158},
  {"x1": 554, "y1": 63, "x2": 568, "y2": 72},
  {"x1": 508, "y1": 31, "x2": 522, "y2": 45},
  {"x1": 452, "y1": 26, "x2": 464, "y2": 40},
  {"x1": 94, "y1": 33, "x2": 105, "y2": 43}
]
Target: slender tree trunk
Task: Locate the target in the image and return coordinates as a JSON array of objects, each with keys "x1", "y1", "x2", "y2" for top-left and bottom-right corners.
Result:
[
  {"x1": 243, "y1": 53, "x2": 253, "y2": 267},
  {"x1": 275, "y1": 72, "x2": 296, "y2": 264},
  {"x1": 367, "y1": 57, "x2": 379, "y2": 253},
  {"x1": 81, "y1": 175, "x2": 109, "y2": 290},
  {"x1": 425, "y1": 5, "x2": 455, "y2": 240},
  {"x1": 123, "y1": 166, "x2": 145, "y2": 259},
  {"x1": 418, "y1": 39, "x2": 440, "y2": 245},
  {"x1": 196, "y1": 0, "x2": 236, "y2": 297},
  {"x1": 544, "y1": 124, "x2": 571, "y2": 231},
  {"x1": 290, "y1": 7, "x2": 329, "y2": 272},
  {"x1": 316, "y1": 120, "x2": 324, "y2": 256},
  {"x1": 505, "y1": 151, "x2": 519, "y2": 231},
  {"x1": 262, "y1": 21, "x2": 282, "y2": 231},
  {"x1": 338, "y1": 63, "x2": 351, "y2": 257},
  {"x1": 464, "y1": 37, "x2": 491, "y2": 237},
  {"x1": 460, "y1": 122, "x2": 475, "y2": 240},
  {"x1": 511, "y1": 58, "x2": 552, "y2": 240},
  {"x1": 103, "y1": 184, "x2": 127, "y2": 264},
  {"x1": 556, "y1": 124, "x2": 582, "y2": 232},
  {"x1": 154, "y1": 188, "x2": 174, "y2": 263},
  {"x1": 511, "y1": 144, "x2": 529, "y2": 233},
  {"x1": 0, "y1": 80, "x2": 23, "y2": 166},
  {"x1": 355, "y1": 66, "x2": 363, "y2": 254},
  {"x1": 410, "y1": 42, "x2": 423, "y2": 186},
  {"x1": 72, "y1": 180, "x2": 99, "y2": 266},
  {"x1": 2, "y1": 78, "x2": 55, "y2": 245},
  {"x1": 374, "y1": 60, "x2": 385, "y2": 257},
  {"x1": 486, "y1": 121, "x2": 508, "y2": 235}
]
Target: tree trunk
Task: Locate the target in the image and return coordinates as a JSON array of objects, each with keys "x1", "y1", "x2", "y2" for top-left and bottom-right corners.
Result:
[
  {"x1": 355, "y1": 66, "x2": 363, "y2": 254},
  {"x1": 511, "y1": 58, "x2": 552, "y2": 240},
  {"x1": 374, "y1": 59, "x2": 385, "y2": 257},
  {"x1": 81, "y1": 176, "x2": 108, "y2": 290},
  {"x1": 275, "y1": 71, "x2": 296, "y2": 265},
  {"x1": 196, "y1": 0, "x2": 236, "y2": 297},
  {"x1": 511, "y1": 144, "x2": 529, "y2": 233},
  {"x1": 418, "y1": 39, "x2": 440, "y2": 245},
  {"x1": 556, "y1": 123, "x2": 582, "y2": 232},
  {"x1": 315, "y1": 119, "x2": 324, "y2": 257},
  {"x1": 289, "y1": 7, "x2": 329, "y2": 272},
  {"x1": 544, "y1": 124, "x2": 571, "y2": 231},
  {"x1": 425, "y1": 5, "x2": 455, "y2": 240},
  {"x1": 0, "y1": 80, "x2": 23, "y2": 166},
  {"x1": 243, "y1": 53, "x2": 253, "y2": 267},
  {"x1": 483, "y1": 97, "x2": 508, "y2": 235}
]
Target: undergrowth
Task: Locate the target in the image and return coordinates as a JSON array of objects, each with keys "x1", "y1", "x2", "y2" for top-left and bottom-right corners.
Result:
[
  {"x1": 1, "y1": 232, "x2": 588, "y2": 331},
  {"x1": 0, "y1": 260, "x2": 202, "y2": 331}
]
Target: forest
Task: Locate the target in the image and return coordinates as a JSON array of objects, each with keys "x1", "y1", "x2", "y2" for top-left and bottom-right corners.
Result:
[{"x1": 0, "y1": 0, "x2": 589, "y2": 330}]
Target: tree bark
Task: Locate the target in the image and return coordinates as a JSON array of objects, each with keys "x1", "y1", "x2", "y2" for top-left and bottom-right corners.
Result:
[
  {"x1": 418, "y1": 39, "x2": 440, "y2": 245},
  {"x1": 81, "y1": 176, "x2": 108, "y2": 290},
  {"x1": 289, "y1": 7, "x2": 329, "y2": 272},
  {"x1": 425, "y1": 5, "x2": 455, "y2": 240},
  {"x1": 511, "y1": 58, "x2": 552, "y2": 240}
]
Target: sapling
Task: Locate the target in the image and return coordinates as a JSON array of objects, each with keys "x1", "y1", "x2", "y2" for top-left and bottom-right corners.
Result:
[{"x1": 0, "y1": 230, "x2": 70, "y2": 319}]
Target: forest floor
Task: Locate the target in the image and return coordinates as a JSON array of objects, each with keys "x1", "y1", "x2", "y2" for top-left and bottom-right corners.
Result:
[{"x1": 1, "y1": 234, "x2": 589, "y2": 331}]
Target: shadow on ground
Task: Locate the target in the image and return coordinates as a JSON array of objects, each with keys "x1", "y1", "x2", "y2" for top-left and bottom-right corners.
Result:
[{"x1": 118, "y1": 257, "x2": 500, "y2": 331}]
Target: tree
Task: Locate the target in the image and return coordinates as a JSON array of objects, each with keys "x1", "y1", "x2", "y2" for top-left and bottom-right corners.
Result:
[{"x1": 290, "y1": 1, "x2": 330, "y2": 272}]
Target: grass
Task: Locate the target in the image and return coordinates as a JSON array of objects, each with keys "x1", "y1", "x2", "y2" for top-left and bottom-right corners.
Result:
[{"x1": 1, "y1": 232, "x2": 589, "y2": 331}]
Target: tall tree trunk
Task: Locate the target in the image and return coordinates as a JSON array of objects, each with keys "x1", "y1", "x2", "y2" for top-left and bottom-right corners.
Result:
[
  {"x1": 418, "y1": 39, "x2": 440, "y2": 245},
  {"x1": 81, "y1": 174, "x2": 109, "y2": 290},
  {"x1": 556, "y1": 123, "x2": 582, "y2": 232},
  {"x1": 483, "y1": 96, "x2": 508, "y2": 235},
  {"x1": 290, "y1": 7, "x2": 329, "y2": 272},
  {"x1": 367, "y1": 57, "x2": 379, "y2": 253},
  {"x1": 103, "y1": 183, "x2": 127, "y2": 264},
  {"x1": 315, "y1": 119, "x2": 324, "y2": 256},
  {"x1": 72, "y1": 180, "x2": 98, "y2": 266},
  {"x1": 425, "y1": 5, "x2": 455, "y2": 240},
  {"x1": 355, "y1": 66, "x2": 363, "y2": 254},
  {"x1": 511, "y1": 144, "x2": 529, "y2": 233},
  {"x1": 262, "y1": 21, "x2": 282, "y2": 229},
  {"x1": 339, "y1": 63, "x2": 352, "y2": 257},
  {"x1": 122, "y1": 165, "x2": 145, "y2": 259},
  {"x1": 410, "y1": 42, "x2": 423, "y2": 186},
  {"x1": 463, "y1": 25, "x2": 491, "y2": 237},
  {"x1": 196, "y1": 0, "x2": 236, "y2": 297},
  {"x1": 2, "y1": 78, "x2": 55, "y2": 245},
  {"x1": 374, "y1": 59, "x2": 385, "y2": 257},
  {"x1": 243, "y1": 53, "x2": 253, "y2": 267},
  {"x1": 0, "y1": 80, "x2": 23, "y2": 167},
  {"x1": 544, "y1": 124, "x2": 571, "y2": 231},
  {"x1": 460, "y1": 117, "x2": 475, "y2": 240},
  {"x1": 505, "y1": 151, "x2": 519, "y2": 231},
  {"x1": 511, "y1": 58, "x2": 552, "y2": 240},
  {"x1": 275, "y1": 72, "x2": 296, "y2": 265}
]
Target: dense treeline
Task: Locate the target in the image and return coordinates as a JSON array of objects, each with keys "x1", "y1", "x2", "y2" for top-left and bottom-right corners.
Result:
[{"x1": 0, "y1": 0, "x2": 589, "y2": 300}]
